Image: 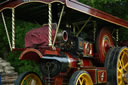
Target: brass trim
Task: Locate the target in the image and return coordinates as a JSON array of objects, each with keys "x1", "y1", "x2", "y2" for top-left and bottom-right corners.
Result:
[{"x1": 0, "y1": 0, "x2": 64, "y2": 12}]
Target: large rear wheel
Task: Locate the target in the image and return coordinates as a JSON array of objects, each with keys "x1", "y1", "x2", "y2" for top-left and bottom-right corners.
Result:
[
  {"x1": 15, "y1": 72, "x2": 43, "y2": 85},
  {"x1": 69, "y1": 70, "x2": 93, "y2": 85},
  {"x1": 105, "y1": 47, "x2": 128, "y2": 85}
]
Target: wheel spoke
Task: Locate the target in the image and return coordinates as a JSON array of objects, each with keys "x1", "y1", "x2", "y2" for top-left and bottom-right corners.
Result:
[
  {"x1": 17, "y1": 72, "x2": 42, "y2": 85},
  {"x1": 81, "y1": 78, "x2": 84, "y2": 84},
  {"x1": 118, "y1": 67, "x2": 122, "y2": 73},
  {"x1": 69, "y1": 71, "x2": 93, "y2": 85},
  {"x1": 118, "y1": 59, "x2": 123, "y2": 67},
  {"x1": 105, "y1": 47, "x2": 128, "y2": 85},
  {"x1": 26, "y1": 79, "x2": 30, "y2": 85},
  {"x1": 78, "y1": 79, "x2": 82, "y2": 85},
  {"x1": 122, "y1": 62, "x2": 128, "y2": 70},
  {"x1": 117, "y1": 74, "x2": 122, "y2": 79},
  {"x1": 28, "y1": 78, "x2": 32, "y2": 85},
  {"x1": 81, "y1": 76, "x2": 86, "y2": 84},
  {"x1": 119, "y1": 49, "x2": 128, "y2": 85},
  {"x1": 119, "y1": 80, "x2": 123, "y2": 85},
  {"x1": 121, "y1": 53, "x2": 125, "y2": 66},
  {"x1": 31, "y1": 79, "x2": 36, "y2": 85},
  {"x1": 125, "y1": 51, "x2": 128, "y2": 57}
]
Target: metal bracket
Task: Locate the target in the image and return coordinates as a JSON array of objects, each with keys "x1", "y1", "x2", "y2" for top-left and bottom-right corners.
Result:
[{"x1": 76, "y1": 16, "x2": 91, "y2": 36}]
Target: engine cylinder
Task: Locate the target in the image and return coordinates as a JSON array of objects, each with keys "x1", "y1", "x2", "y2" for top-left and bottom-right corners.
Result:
[{"x1": 56, "y1": 30, "x2": 68, "y2": 43}]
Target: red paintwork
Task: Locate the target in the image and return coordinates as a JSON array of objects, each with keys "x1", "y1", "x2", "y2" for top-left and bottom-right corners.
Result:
[
  {"x1": 81, "y1": 59, "x2": 93, "y2": 67},
  {"x1": 52, "y1": 76, "x2": 63, "y2": 85},
  {"x1": 12, "y1": 48, "x2": 26, "y2": 51},
  {"x1": 85, "y1": 68, "x2": 107, "y2": 84},
  {"x1": 19, "y1": 48, "x2": 107, "y2": 85},
  {"x1": 19, "y1": 48, "x2": 43, "y2": 62},
  {"x1": 43, "y1": 50, "x2": 60, "y2": 56},
  {"x1": 20, "y1": 48, "x2": 92, "y2": 68},
  {"x1": 96, "y1": 27, "x2": 114, "y2": 64},
  {"x1": 98, "y1": 70, "x2": 107, "y2": 83},
  {"x1": 66, "y1": 53, "x2": 93, "y2": 68},
  {"x1": 86, "y1": 69, "x2": 97, "y2": 84},
  {"x1": 83, "y1": 42, "x2": 93, "y2": 56},
  {"x1": 65, "y1": 53, "x2": 77, "y2": 68}
]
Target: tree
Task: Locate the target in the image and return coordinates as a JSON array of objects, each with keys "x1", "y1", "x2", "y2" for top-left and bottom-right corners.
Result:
[{"x1": 78, "y1": 0, "x2": 128, "y2": 20}]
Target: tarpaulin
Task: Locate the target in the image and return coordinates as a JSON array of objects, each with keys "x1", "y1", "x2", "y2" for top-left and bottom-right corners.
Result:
[{"x1": 25, "y1": 24, "x2": 56, "y2": 48}]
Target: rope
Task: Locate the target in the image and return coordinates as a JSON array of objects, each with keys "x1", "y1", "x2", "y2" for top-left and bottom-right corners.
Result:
[
  {"x1": 48, "y1": 4, "x2": 52, "y2": 46},
  {"x1": 1, "y1": 12, "x2": 12, "y2": 51},
  {"x1": 12, "y1": 8, "x2": 15, "y2": 49},
  {"x1": 52, "y1": 6, "x2": 65, "y2": 47}
]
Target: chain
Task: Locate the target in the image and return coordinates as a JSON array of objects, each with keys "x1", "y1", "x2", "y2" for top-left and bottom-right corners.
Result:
[
  {"x1": 116, "y1": 29, "x2": 119, "y2": 47},
  {"x1": 93, "y1": 21, "x2": 96, "y2": 42}
]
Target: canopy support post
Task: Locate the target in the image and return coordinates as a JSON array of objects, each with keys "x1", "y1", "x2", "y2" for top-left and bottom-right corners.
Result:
[
  {"x1": 52, "y1": 6, "x2": 65, "y2": 48},
  {"x1": 12, "y1": 8, "x2": 15, "y2": 49},
  {"x1": 48, "y1": 3, "x2": 52, "y2": 46},
  {"x1": 1, "y1": 12, "x2": 12, "y2": 51}
]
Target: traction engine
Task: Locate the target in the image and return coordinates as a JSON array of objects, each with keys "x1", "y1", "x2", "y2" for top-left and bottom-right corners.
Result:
[
  {"x1": 1, "y1": 0, "x2": 128, "y2": 85},
  {"x1": 16, "y1": 25, "x2": 128, "y2": 85},
  {"x1": 17, "y1": 27, "x2": 107, "y2": 85}
]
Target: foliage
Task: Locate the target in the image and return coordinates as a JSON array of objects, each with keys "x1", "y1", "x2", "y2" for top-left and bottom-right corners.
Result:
[
  {"x1": 10, "y1": 20, "x2": 41, "y2": 74},
  {"x1": 119, "y1": 28, "x2": 128, "y2": 41},
  {"x1": 0, "y1": 17, "x2": 41, "y2": 74},
  {"x1": 78, "y1": 0, "x2": 128, "y2": 20}
]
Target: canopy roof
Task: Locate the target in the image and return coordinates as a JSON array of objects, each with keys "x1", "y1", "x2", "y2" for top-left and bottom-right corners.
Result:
[{"x1": 0, "y1": 0, "x2": 128, "y2": 28}]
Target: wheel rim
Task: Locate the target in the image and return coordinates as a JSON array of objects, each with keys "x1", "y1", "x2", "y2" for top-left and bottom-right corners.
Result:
[
  {"x1": 117, "y1": 48, "x2": 128, "y2": 85},
  {"x1": 102, "y1": 35, "x2": 112, "y2": 55},
  {"x1": 76, "y1": 73, "x2": 93, "y2": 85},
  {"x1": 21, "y1": 73, "x2": 42, "y2": 85}
]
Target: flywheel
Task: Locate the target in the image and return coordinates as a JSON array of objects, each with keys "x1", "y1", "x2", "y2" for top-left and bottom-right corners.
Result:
[{"x1": 96, "y1": 27, "x2": 114, "y2": 64}]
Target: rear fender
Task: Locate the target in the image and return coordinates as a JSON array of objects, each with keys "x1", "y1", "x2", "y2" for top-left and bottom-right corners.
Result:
[{"x1": 19, "y1": 48, "x2": 43, "y2": 62}]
